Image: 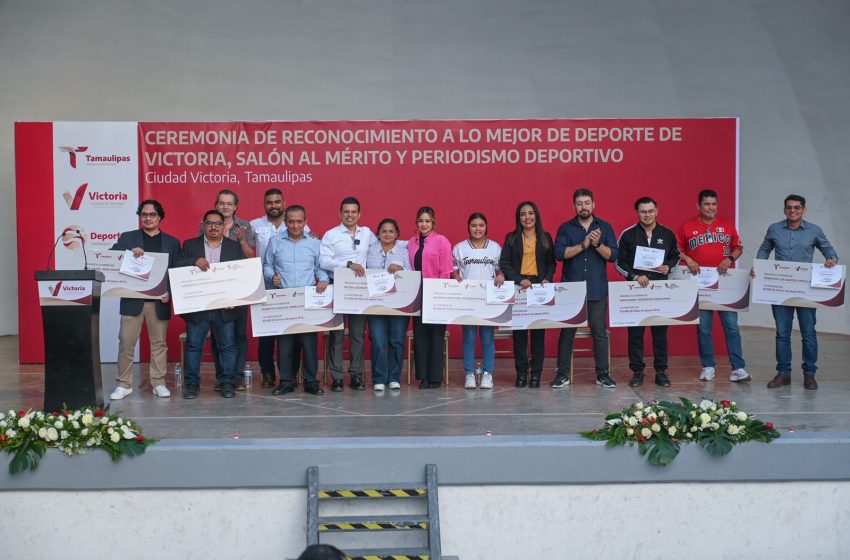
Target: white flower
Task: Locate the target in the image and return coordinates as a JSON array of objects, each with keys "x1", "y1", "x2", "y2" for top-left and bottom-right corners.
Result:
[
  {"x1": 635, "y1": 411, "x2": 643, "y2": 420},
  {"x1": 81, "y1": 428, "x2": 89, "y2": 436},
  {"x1": 736, "y1": 412, "x2": 748, "y2": 422},
  {"x1": 18, "y1": 417, "x2": 30, "y2": 429},
  {"x1": 110, "y1": 432, "x2": 121, "y2": 443},
  {"x1": 628, "y1": 417, "x2": 638, "y2": 427},
  {"x1": 86, "y1": 438, "x2": 95, "y2": 446},
  {"x1": 60, "y1": 430, "x2": 69, "y2": 439},
  {"x1": 686, "y1": 433, "x2": 693, "y2": 439},
  {"x1": 640, "y1": 428, "x2": 652, "y2": 438},
  {"x1": 606, "y1": 418, "x2": 622, "y2": 426},
  {"x1": 82, "y1": 414, "x2": 93, "y2": 426},
  {"x1": 650, "y1": 423, "x2": 661, "y2": 433},
  {"x1": 700, "y1": 399, "x2": 713, "y2": 410},
  {"x1": 635, "y1": 402, "x2": 644, "y2": 410},
  {"x1": 46, "y1": 428, "x2": 59, "y2": 441},
  {"x1": 700, "y1": 413, "x2": 711, "y2": 424},
  {"x1": 121, "y1": 426, "x2": 136, "y2": 440},
  {"x1": 54, "y1": 420, "x2": 63, "y2": 429},
  {"x1": 727, "y1": 425, "x2": 740, "y2": 435},
  {"x1": 107, "y1": 427, "x2": 114, "y2": 435},
  {"x1": 72, "y1": 421, "x2": 80, "y2": 429},
  {"x1": 690, "y1": 426, "x2": 698, "y2": 433},
  {"x1": 627, "y1": 428, "x2": 635, "y2": 436},
  {"x1": 108, "y1": 421, "x2": 116, "y2": 427},
  {"x1": 0, "y1": 420, "x2": 6, "y2": 428},
  {"x1": 710, "y1": 404, "x2": 717, "y2": 412},
  {"x1": 647, "y1": 414, "x2": 657, "y2": 423},
  {"x1": 100, "y1": 417, "x2": 108, "y2": 425},
  {"x1": 38, "y1": 427, "x2": 48, "y2": 438},
  {"x1": 711, "y1": 422, "x2": 719, "y2": 430},
  {"x1": 6, "y1": 429, "x2": 17, "y2": 438},
  {"x1": 668, "y1": 426, "x2": 677, "y2": 436}
]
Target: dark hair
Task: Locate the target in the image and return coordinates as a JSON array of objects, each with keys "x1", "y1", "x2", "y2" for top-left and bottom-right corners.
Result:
[
  {"x1": 698, "y1": 189, "x2": 718, "y2": 204},
  {"x1": 137, "y1": 199, "x2": 164, "y2": 220},
  {"x1": 634, "y1": 196, "x2": 657, "y2": 210},
  {"x1": 216, "y1": 189, "x2": 239, "y2": 206},
  {"x1": 202, "y1": 209, "x2": 225, "y2": 222},
  {"x1": 784, "y1": 194, "x2": 806, "y2": 207},
  {"x1": 285, "y1": 204, "x2": 307, "y2": 219},
  {"x1": 264, "y1": 188, "x2": 283, "y2": 199},
  {"x1": 416, "y1": 206, "x2": 437, "y2": 227},
  {"x1": 573, "y1": 188, "x2": 594, "y2": 202},
  {"x1": 376, "y1": 218, "x2": 400, "y2": 236},
  {"x1": 296, "y1": 544, "x2": 346, "y2": 560},
  {"x1": 467, "y1": 212, "x2": 488, "y2": 235},
  {"x1": 506, "y1": 201, "x2": 549, "y2": 249},
  {"x1": 340, "y1": 196, "x2": 360, "y2": 211}
]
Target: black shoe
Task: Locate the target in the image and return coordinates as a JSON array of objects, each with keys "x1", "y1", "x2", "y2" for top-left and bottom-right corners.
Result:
[
  {"x1": 182, "y1": 383, "x2": 199, "y2": 399},
  {"x1": 349, "y1": 374, "x2": 366, "y2": 391},
  {"x1": 515, "y1": 374, "x2": 528, "y2": 388},
  {"x1": 596, "y1": 372, "x2": 617, "y2": 388},
  {"x1": 529, "y1": 376, "x2": 541, "y2": 388},
  {"x1": 655, "y1": 371, "x2": 671, "y2": 387},
  {"x1": 550, "y1": 374, "x2": 570, "y2": 388},
  {"x1": 213, "y1": 383, "x2": 222, "y2": 392},
  {"x1": 331, "y1": 379, "x2": 344, "y2": 392},
  {"x1": 423, "y1": 381, "x2": 441, "y2": 389},
  {"x1": 419, "y1": 379, "x2": 429, "y2": 389},
  {"x1": 628, "y1": 372, "x2": 644, "y2": 387},
  {"x1": 272, "y1": 384, "x2": 295, "y2": 395},
  {"x1": 261, "y1": 374, "x2": 275, "y2": 388},
  {"x1": 304, "y1": 385, "x2": 325, "y2": 395},
  {"x1": 220, "y1": 384, "x2": 236, "y2": 398}
]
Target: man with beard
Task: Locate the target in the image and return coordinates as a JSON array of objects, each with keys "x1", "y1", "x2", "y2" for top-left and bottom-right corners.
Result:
[{"x1": 551, "y1": 189, "x2": 619, "y2": 388}]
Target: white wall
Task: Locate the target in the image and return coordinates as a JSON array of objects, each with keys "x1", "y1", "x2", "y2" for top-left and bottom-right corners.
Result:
[
  {"x1": 3, "y1": 482, "x2": 849, "y2": 559},
  {"x1": 2, "y1": 0, "x2": 848, "y2": 336}
]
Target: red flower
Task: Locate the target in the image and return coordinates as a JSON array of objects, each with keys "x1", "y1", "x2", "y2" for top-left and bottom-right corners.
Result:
[
  {"x1": 136, "y1": 435, "x2": 144, "y2": 442},
  {"x1": 18, "y1": 411, "x2": 25, "y2": 418},
  {"x1": 94, "y1": 409, "x2": 105, "y2": 418},
  {"x1": 52, "y1": 411, "x2": 59, "y2": 417},
  {"x1": 721, "y1": 400, "x2": 731, "y2": 407},
  {"x1": 636, "y1": 436, "x2": 646, "y2": 442},
  {"x1": 641, "y1": 418, "x2": 647, "y2": 426},
  {"x1": 62, "y1": 411, "x2": 68, "y2": 417},
  {"x1": 765, "y1": 421, "x2": 774, "y2": 430}
]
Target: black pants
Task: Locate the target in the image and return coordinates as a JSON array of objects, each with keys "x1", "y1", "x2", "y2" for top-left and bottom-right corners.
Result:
[
  {"x1": 557, "y1": 298, "x2": 609, "y2": 375},
  {"x1": 277, "y1": 332, "x2": 318, "y2": 389},
  {"x1": 412, "y1": 316, "x2": 446, "y2": 383},
  {"x1": 259, "y1": 335, "x2": 301, "y2": 381},
  {"x1": 513, "y1": 329, "x2": 545, "y2": 378},
  {"x1": 627, "y1": 325, "x2": 668, "y2": 373}
]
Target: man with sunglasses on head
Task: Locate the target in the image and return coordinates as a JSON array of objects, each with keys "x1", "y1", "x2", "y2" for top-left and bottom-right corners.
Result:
[
  {"x1": 177, "y1": 209, "x2": 245, "y2": 399},
  {"x1": 320, "y1": 197, "x2": 376, "y2": 392},
  {"x1": 109, "y1": 200, "x2": 181, "y2": 400},
  {"x1": 756, "y1": 194, "x2": 839, "y2": 391}
]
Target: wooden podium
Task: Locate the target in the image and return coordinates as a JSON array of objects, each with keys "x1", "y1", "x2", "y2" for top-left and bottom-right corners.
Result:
[{"x1": 35, "y1": 270, "x2": 105, "y2": 411}]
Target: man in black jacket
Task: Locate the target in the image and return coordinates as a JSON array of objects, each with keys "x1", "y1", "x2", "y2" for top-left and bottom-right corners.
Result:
[
  {"x1": 615, "y1": 197, "x2": 681, "y2": 388},
  {"x1": 110, "y1": 200, "x2": 181, "y2": 400},
  {"x1": 177, "y1": 209, "x2": 244, "y2": 399}
]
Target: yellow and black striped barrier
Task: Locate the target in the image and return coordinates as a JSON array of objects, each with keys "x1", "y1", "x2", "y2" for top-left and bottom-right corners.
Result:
[
  {"x1": 346, "y1": 555, "x2": 430, "y2": 560},
  {"x1": 319, "y1": 521, "x2": 428, "y2": 532},
  {"x1": 318, "y1": 488, "x2": 426, "y2": 499}
]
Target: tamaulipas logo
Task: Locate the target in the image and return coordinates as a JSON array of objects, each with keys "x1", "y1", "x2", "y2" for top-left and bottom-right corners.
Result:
[{"x1": 59, "y1": 146, "x2": 88, "y2": 168}]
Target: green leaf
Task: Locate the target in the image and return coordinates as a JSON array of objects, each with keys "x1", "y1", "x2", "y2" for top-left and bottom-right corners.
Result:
[
  {"x1": 697, "y1": 431, "x2": 734, "y2": 456},
  {"x1": 8, "y1": 442, "x2": 46, "y2": 474},
  {"x1": 645, "y1": 437, "x2": 680, "y2": 467}
]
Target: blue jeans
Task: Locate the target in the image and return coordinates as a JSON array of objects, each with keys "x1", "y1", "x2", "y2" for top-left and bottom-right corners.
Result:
[
  {"x1": 367, "y1": 315, "x2": 409, "y2": 385},
  {"x1": 697, "y1": 310, "x2": 746, "y2": 370},
  {"x1": 772, "y1": 305, "x2": 818, "y2": 376},
  {"x1": 183, "y1": 313, "x2": 237, "y2": 386},
  {"x1": 462, "y1": 325, "x2": 495, "y2": 374}
]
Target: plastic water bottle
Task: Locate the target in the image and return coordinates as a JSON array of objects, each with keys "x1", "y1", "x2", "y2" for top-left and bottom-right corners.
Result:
[
  {"x1": 475, "y1": 362, "x2": 483, "y2": 384},
  {"x1": 174, "y1": 363, "x2": 183, "y2": 387},
  {"x1": 243, "y1": 364, "x2": 253, "y2": 389}
]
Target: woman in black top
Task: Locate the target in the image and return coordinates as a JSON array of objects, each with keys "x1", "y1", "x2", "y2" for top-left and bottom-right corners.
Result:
[{"x1": 499, "y1": 201, "x2": 556, "y2": 388}]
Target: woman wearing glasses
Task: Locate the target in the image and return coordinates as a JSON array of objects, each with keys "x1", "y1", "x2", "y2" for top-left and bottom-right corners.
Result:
[
  {"x1": 366, "y1": 218, "x2": 412, "y2": 391},
  {"x1": 499, "y1": 201, "x2": 555, "y2": 388},
  {"x1": 408, "y1": 207, "x2": 454, "y2": 389}
]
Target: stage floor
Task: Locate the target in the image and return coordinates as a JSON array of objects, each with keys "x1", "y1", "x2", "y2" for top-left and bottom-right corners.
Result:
[{"x1": 2, "y1": 327, "x2": 849, "y2": 440}]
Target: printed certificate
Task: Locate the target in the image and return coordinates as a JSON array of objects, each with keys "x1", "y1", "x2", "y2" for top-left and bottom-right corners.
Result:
[
  {"x1": 811, "y1": 264, "x2": 845, "y2": 289},
  {"x1": 88, "y1": 249, "x2": 169, "y2": 299},
  {"x1": 526, "y1": 283, "x2": 555, "y2": 307},
  {"x1": 169, "y1": 257, "x2": 266, "y2": 315},
  {"x1": 634, "y1": 246, "x2": 665, "y2": 272},
  {"x1": 669, "y1": 266, "x2": 751, "y2": 311},
  {"x1": 608, "y1": 279, "x2": 700, "y2": 327},
  {"x1": 485, "y1": 281, "x2": 516, "y2": 304},
  {"x1": 119, "y1": 250, "x2": 156, "y2": 280},
  {"x1": 498, "y1": 282, "x2": 587, "y2": 331},
  {"x1": 366, "y1": 271, "x2": 396, "y2": 296},
  {"x1": 250, "y1": 288, "x2": 343, "y2": 336},
  {"x1": 304, "y1": 286, "x2": 334, "y2": 310},
  {"x1": 752, "y1": 259, "x2": 845, "y2": 309},
  {"x1": 332, "y1": 268, "x2": 421, "y2": 316},
  {"x1": 422, "y1": 278, "x2": 512, "y2": 326}
]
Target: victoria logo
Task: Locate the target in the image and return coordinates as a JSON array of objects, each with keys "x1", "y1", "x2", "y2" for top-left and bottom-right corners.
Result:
[
  {"x1": 48, "y1": 282, "x2": 63, "y2": 297},
  {"x1": 63, "y1": 183, "x2": 88, "y2": 210},
  {"x1": 59, "y1": 146, "x2": 88, "y2": 168}
]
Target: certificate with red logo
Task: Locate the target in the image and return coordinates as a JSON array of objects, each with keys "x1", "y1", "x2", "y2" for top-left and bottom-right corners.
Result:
[
  {"x1": 251, "y1": 288, "x2": 343, "y2": 336},
  {"x1": 498, "y1": 282, "x2": 587, "y2": 331},
  {"x1": 422, "y1": 278, "x2": 512, "y2": 326},
  {"x1": 88, "y1": 249, "x2": 170, "y2": 299},
  {"x1": 752, "y1": 259, "x2": 845, "y2": 309},
  {"x1": 169, "y1": 257, "x2": 266, "y2": 315},
  {"x1": 332, "y1": 268, "x2": 421, "y2": 316},
  {"x1": 669, "y1": 266, "x2": 751, "y2": 311},
  {"x1": 608, "y1": 279, "x2": 700, "y2": 327}
]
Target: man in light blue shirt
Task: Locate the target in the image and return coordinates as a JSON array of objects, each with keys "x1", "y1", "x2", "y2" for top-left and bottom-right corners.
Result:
[
  {"x1": 756, "y1": 194, "x2": 839, "y2": 390},
  {"x1": 263, "y1": 205, "x2": 329, "y2": 396}
]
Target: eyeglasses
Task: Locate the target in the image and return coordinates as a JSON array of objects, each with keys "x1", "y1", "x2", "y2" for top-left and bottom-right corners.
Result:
[
  {"x1": 203, "y1": 221, "x2": 224, "y2": 228},
  {"x1": 139, "y1": 212, "x2": 159, "y2": 218},
  {"x1": 638, "y1": 209, "x2": 657, "y2": 215},
  {"x1": 785, "y1": 205, "x2": 803, "y2": 211}
]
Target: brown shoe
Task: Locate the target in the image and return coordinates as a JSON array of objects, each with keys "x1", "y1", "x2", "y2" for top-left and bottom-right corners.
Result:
[
  {"x1": 261, "y1": 374, "x2": 274, "y2": 388},
  {"x1": 803, "y1": 375, "x2": 818, "y2": 390},
  {"x1": 767, "y1": 374, "x2": 791, "y2": 388}
]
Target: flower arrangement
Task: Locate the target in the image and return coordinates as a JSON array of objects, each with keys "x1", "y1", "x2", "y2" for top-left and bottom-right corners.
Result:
[
  {"x1": 581, "y1": 398, "x2": 780, "y2": 466},
  {"x1": 0, "y1": 406, "x2": 155, "y2": 474}
]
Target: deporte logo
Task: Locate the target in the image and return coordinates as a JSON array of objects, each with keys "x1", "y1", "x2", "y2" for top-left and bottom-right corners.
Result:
[
  {"x1": 63, "y1": 183, "x2": 88, "y2": 210},
  {"x1": 59, "y1": 146, "x2": 88, "y2": 168},
  {"x1": 61, "y1": 226, "x2": 85, "y2": 250}
]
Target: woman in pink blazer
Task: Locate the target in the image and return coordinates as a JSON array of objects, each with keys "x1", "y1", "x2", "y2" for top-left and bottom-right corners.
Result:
[{"x1": 408, "y1": 207, "x2": 453, "y2": 388}]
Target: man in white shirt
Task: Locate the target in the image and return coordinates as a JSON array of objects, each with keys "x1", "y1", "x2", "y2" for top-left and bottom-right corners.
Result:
[{"x1": 320, "y1": 196, "x2": 376, "y2": 391}]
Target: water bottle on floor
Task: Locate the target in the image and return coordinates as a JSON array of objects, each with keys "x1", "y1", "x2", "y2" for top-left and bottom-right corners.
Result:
[
  {"x1": 244, "y1": 364, "x2": 253, "y2": 389},
  {"x1": 475, "y1": 362, "x2": 483, "y2": 385},
  {"x1": 174, "y1": 363, "x2": 183, "y2": 387}
]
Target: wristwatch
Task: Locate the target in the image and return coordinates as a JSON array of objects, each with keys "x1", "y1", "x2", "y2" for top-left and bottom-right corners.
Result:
[
  {"x1": 346, "y1": 261, "x2": 353, "y2": 269},
  {"x1": 728, "y1": 255, "x2": 736, "y2": 262}
]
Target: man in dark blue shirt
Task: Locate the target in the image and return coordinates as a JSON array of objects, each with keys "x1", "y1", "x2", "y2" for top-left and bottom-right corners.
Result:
[{"x1": 551, "y1": 189, "x2": 619, "y2": 388}]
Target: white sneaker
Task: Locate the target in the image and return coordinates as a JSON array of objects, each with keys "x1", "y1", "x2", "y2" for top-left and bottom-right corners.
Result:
[
  {"x1": 464, "y1": 373, "x2": 477, "y2": 389},
  {"x1": 110, "y1": 386, "x2": 133, "y2": 400},
  {"x1": 388, "y1": 382, "x2": 401, "y2": 390},
  {"x1": 730, "y1": 368, "x2": 752, "y2": 382},
  {"x1": 374, "y1": 383, "x2": 386, "y2": 392},
  {"x1": 480, "y1": 373, "x2": 493, "y2": 389},
  {"x1": 152, "y1": 384, "x2": 171, "y2": 398},
  {"x1": 699, "y1": 367, "x2": 716, "y2": 381}
]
